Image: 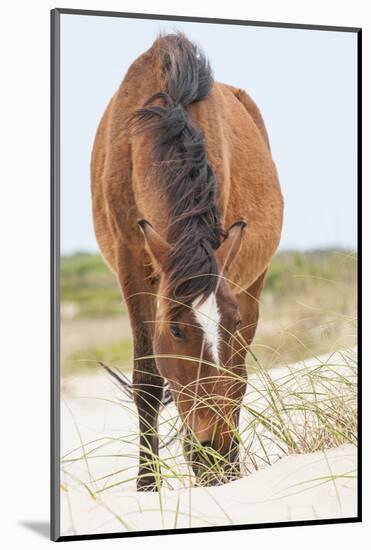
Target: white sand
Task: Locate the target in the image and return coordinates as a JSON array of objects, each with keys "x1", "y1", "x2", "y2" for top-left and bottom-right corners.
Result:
[{"x1": 60, "y1": 349, "x2": 357, "y2": 536}]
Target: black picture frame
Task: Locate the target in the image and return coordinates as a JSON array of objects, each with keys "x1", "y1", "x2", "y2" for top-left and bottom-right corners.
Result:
[{"x1": 51, "y1": 7, "x2": 362, "y2": 542}]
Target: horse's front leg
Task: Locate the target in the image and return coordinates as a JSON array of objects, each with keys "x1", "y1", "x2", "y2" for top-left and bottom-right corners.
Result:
[
  {"x1": 133, "y1": 360, "x2": 164, "y2": 491},
  {"x1": 116, "y1": 246, "x2": 164, "y2": 491}
]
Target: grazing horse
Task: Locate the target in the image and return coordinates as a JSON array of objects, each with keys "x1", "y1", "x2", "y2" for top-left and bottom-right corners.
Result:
[{"x1": 91, "y1": 33, "x2": 283, "y2": 490}]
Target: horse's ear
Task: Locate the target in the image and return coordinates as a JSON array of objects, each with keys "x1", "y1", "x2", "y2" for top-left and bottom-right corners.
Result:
[
  {"x1": 138, "y1": 219, "x2": 170, "y2": 270},
  {"x1": 216, "y1": 221, "x2": 247, "y2": 274}
]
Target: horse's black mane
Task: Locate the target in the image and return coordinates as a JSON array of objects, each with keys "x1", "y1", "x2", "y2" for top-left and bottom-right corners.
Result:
[{"x1": 131, "y1": 33, "x2": 224, "y2": 314}]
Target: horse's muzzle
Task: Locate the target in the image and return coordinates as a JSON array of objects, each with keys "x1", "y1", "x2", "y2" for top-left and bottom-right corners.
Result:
[{"x1": 186, "y1": 439, "x2": 241, "y2": 486}]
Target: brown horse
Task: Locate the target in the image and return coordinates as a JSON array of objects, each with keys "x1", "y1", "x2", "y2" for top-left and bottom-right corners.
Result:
[{"x1": 91, "y1": 33, "x2": 283, "y2": 490}]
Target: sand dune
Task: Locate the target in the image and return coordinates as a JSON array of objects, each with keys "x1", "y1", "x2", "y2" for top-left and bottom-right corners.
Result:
[{"x1": 60, "y1": 349, "x2": 357, "y2": 536}]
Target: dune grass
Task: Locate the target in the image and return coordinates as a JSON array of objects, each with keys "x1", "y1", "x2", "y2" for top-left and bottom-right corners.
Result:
[
  {"x1": 60, "y1": 344, "x2": 357, "y2": 536},
  {"x1": 60, "y1": 289, "x2": 357, "y2": 531},
  {"x1": 60, "y1": 249, "x2": 357, "y2": 532},
  {"x1": 61, "y1": 286, "x2": 357, "y2": 488}
]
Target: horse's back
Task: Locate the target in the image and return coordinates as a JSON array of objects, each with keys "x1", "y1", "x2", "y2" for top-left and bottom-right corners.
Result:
[
  {"x1": 188, "y1": 81, "x2": 283, "y2": 288},
  {"x1": 91, "y1": 51, "x2": 283, "y2": 288}
]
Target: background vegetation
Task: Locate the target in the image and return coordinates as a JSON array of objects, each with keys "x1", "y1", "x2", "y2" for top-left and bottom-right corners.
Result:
[{"x1": 61, "y1": 249, "x2": 357, "y2": 377}]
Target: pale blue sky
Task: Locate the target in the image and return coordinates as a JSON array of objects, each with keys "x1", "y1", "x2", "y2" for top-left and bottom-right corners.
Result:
[{"x1": 60, "y1": 14, "x2": 357, "y2": 254}]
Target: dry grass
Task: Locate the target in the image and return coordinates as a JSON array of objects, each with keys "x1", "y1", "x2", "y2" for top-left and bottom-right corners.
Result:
[
  {"x1": 60, "y1": 248, "x2": 357, "y2": 496},
  {"x1": 61, "y1": 346, "x2": 357, "y2": 495},
  {"x1": 252, "y1": 249, "x2": 356, "y2": 368}
]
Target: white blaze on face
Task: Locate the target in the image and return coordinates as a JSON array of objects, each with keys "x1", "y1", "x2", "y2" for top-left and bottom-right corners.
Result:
[{"x1": 193, "y1": 293, "x2": 221, "y2": 366}]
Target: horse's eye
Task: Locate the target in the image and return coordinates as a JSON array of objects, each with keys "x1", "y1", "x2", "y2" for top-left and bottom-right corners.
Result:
[
  {"x1": 236, "y1": 319, "x2": 242, "y2": 331},
  {"x1": 170, "y1": 324, "x2": 184, "y2": 339}
]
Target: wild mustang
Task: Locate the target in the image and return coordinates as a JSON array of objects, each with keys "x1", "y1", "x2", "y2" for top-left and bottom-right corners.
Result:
[{"x1": 91, "y1": 33, "x2": 283, "y2": 490}]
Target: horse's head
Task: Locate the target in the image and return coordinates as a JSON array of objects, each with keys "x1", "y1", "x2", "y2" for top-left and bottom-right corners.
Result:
[{"x1": 139, "y1": 219, "x2": 248, "y2": 485}]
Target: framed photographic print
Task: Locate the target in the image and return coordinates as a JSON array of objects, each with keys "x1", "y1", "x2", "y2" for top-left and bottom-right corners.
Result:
[{"x1": 51, "y1": 8, "x2": 361, "y2": 542}]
